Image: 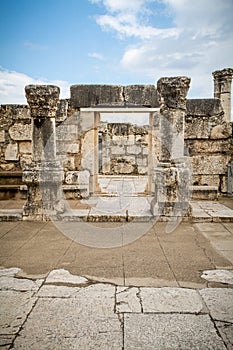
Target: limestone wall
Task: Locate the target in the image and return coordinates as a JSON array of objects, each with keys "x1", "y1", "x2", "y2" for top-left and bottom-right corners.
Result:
[
  {"x1": 0, "y1": 95, "x2": 232, "y2": 193},
  {"x1": 0, "y1": 105, "x2": 32, "y2": 173},
  {"x1": 185, "y1": 99, "x2": 233, "y2": 192},
  {"x1": 99, "y1": 123, "x2": 149, "y2": 175}
]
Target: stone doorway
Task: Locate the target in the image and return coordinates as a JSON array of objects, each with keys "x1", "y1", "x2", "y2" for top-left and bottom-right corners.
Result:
[{"x1": 80, "y1": 107, "x2": 159, "y2": 197}]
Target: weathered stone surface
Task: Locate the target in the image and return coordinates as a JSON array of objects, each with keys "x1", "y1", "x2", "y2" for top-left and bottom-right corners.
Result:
[
  {"x1": 157, "y1": 76, "x2": 191, "y2": 110},
  {"x1": 70, "y1": 84, "x2": 124, "y2": 108},
  {"x1": 0, "y1": 276, "x2": 43, "y2": 292},
  {"x1": 0, "y1": 335, "x2": 15, "y2": 348},
  {"x1": 116, "y1": 286, "x2": 142, "y2": 313},
  {"x1": 25, "y1": 85, "x2": 60, "y2": 118},
  {"x1": 20, "y1": 154, "x2": 32, "y2": 171},
  {"x1": 186, "y1": 139, "x2": 232, "y2": 155},
  {"x1": 5, "y1": 144, "x2": 18, "y2": 161},
  {"x1": 185, "y1": 115, "x2": 210, "y2": 139},
  {"x1": 56, "y1": 99, "x2": 68, "y2": 123},
  {"x1": 124, "y1": 314, "x2": 226, "y2": 349},
  {"x1": 201, "y1": 270, "x2": 233, "y2": 284},
  {"x1": 37, "y1": 285, "x2": 81, "y2": 298},
  {"x1": 213, "y1": 68, "x2": 233, "y2": 122},
  {"x1": 186, "y1": 98, "x2": 223, "y2": 116},
  {"x1": 111, "y1": 145, "x2": 125, "y2": 155},
  {"x1": 70, "y1": 84, "x2": 159, "y2": 108},
  {"x1": 0, "y1": 130, "x2": 5, "y2": 143},
  {"x1": 140, "y1": 287, "x2": 204, "y2": 313},
  {"x1": 0, "y1": 163, "x2": 15, "y2": 171},
  {"x1": 46, "y1": 269, "x2": 88, "y2": 285},
  {"x1": 13, "y1": 284, "x2": 122, "y2": 349},
  {"x1": 127, "y1": 145, "x2": 141, "y2": 155},
  {"x1": 192, "y1": 155, "x2": 230, "y2": 175},
  {"x1": 210, "y1": 123, "x2": 232, "y2": 139},
  {"x1": 200, "y1": 288, "x2": 233, "y2": 322},
  {"x1": 0, "y1": 291, "x2": 36, "y2": 335},
  {"x1": 124, "y1": 84, "x2": 158, "y2": 107},
  {"x1": 0, "y1": 268, "x2": 21, "y2": 277},
  {"x1": 18, "y1": 141, "x2": 32, "y2": 154},
  {"x1": 9, "y1": 123, "x2": 32, "y2": 141},
  {"x1": 215, "y1": 321, "x2": 233, "y2": 350}
]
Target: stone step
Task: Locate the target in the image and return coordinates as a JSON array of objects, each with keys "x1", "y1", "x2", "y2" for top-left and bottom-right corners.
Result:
[
  {"x1": 191, "y1": 186, "x2": 218, "y2": 200},
  {"x1": 0, "y1": 171, "x2": 23, "y2": 185},
  {"x1": 0, "y1": 209, "x2": 23, "y2": 221}
]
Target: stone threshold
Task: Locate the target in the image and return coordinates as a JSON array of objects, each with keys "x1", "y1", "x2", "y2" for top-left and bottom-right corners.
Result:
[{"x1": 0, "y1": 202, "x2": 233, "y2": 222}]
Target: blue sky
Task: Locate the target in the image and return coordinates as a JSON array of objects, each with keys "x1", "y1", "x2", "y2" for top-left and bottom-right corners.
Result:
[{"x1": 0, "y1": 0, "x2": 233, "y2": 108}]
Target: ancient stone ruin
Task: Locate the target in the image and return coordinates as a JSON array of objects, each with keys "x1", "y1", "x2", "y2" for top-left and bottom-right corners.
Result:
[{"x1": 0, "y1": 68, "x2": 232, "y2": 221}]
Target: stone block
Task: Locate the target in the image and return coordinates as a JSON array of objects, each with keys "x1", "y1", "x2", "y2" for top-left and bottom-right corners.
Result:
[
  {"x1": 56, "y1": 99, "x2": 68, "y2": 123},
  {"x1": 9, "y1": 123, "x2": 32, "y2": 141},
  {"x1": 127, "y1": 145, "x2": 141, "y2": 155},
  {"x1": 62, "y1": 156, "x2": 75, "y2": 171},
  {"x1": 70, "y1": 84, "x2": 124, "y2": 108},
  {"x1": 67, "y1": 143, "x2": 79, "y2": 154},
  {"x1": 124, "y1": 85, "x2": 158, "y2": 107},
  {"x1": 192, "y1": 175, "x2": 220, "y2": 187},
  {"x1": 0, "y1": 130, "x2": 5, "y2": 143},
  {"x1": 16, "y1": 106, "x2": 31, "y2": 119},
  {"x1": 5, "y1": 144, "x2": 18, "y2": 161},
  {"x1": 20, "y1": 154, "x2": 32, "y2": 170},
  {"x1": 124, "y1": 314, "x2": 226, "y2": 349},
  {"x1": 186, "y1": 139, "x2": 232, "y2": 155},
  {"x1": 192, "y1": 155, "x2": 230, "y2": 175},
  {"x1": 111, "y1": 161, "x2": 135, "y2": 174},
  {"x1": 19, "y1": 142, "x2": 32, "y2": 154},
  {"x1": 185, "y1": 116, "x2": 210, "y2": 139},
  {"x1": 138, "y1": 166, "x2": 147, "y2": 175},
  {"x1": 186, "y1": 98, "x2": 223, "y2": 116},
  {"x1": 111, "y1": 145, "x2": 125, "y2": 155},
  {"x1": 0, "y1": 163, "x2": 15, "y2": 171},
  {"x1": 210, "y1": 123, "x2": 232, "y2": 139},
  {"x1": 136, "y1": 156, "x2": 148, "y2": 167},
  {"x1": 200, "y1": 288, "x2": 233, "y2": 323}
]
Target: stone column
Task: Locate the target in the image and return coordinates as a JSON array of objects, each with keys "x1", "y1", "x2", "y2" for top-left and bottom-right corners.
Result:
[
  {"x1": 213, "y1": 68, "x2": 233, "y2": 122},
  {"x1": 151, "y1": 77, "x2": 191, "y2": 217},
  {"x1": 23, "y1": 85, "x2": 64, "y2": 220}
]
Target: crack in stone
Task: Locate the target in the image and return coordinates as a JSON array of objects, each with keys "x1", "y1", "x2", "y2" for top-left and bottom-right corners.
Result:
[
  {"x1": 136, "y1": 288, "x2": 143, "y2": 313},
  {"x1": 8, "y1": 296, "x2": 39, "y2": 350}
]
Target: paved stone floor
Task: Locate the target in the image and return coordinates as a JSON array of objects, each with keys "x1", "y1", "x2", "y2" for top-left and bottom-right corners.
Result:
[{"x1": 0, "y1": 220, "x2": 233, "y2": 349}]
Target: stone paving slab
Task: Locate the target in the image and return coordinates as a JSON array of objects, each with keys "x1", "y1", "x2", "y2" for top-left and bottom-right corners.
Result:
[
  {"x1": 199, "y1": 288, "x2": 233, "y2": 323},
  {"x1": 124, "y1": 314, "x2": 227, "y2": 350},
  {"x1": 0, "y1": 291, "x2": 36, "y2": 335},
  {"x1": 0, "y1": 268, "x2": 232, "y2": 349},
  {"x1": 140, "y1": 287, "x2": 204, "y2": 313}
]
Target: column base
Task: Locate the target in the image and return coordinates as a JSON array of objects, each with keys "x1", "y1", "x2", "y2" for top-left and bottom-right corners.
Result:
[
  {"x1": 22, "y1": 161, "x2": 65, "y2": 220},
  {"x1": 151, "y1": 159, "x2": 192, "y2": 217}
]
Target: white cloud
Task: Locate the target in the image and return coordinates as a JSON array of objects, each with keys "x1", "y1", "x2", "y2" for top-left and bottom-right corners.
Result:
[
  {"x1": 91, "y1": 0, "x2": 179, "y2": 39},
  {"x1": 96, "y1": 14, "x2": 179, "y2": 39},
  {"x1": 88, "y1": 52, "x2": 105, "y2": 60},
  {"x1": 92, "y1": 0, "x2": 148, "y2": 13},
  {"x1": 89, "y1": 0, "x2": 233, "y2": 118},
  {"x1": 120, "y1": 0, "x2": 233, "y2": 99},
  {"x1": 0, "y1": 67, "x2": 70, "y2": 104}
]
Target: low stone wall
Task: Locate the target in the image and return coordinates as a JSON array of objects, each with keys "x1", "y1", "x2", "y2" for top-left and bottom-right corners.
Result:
[{"x1": 99, "y1": 123, "x2": 149, "y2": 175}]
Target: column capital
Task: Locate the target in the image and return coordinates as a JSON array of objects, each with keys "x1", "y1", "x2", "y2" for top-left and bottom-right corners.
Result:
[
  {"x1": 25, "y1": 85, "x2": 60, "y2": 118},
  {"x1": 212, "y1": 68, "x2": 233, "y2": 82},
  {"x1": 157, "y1": 77, "x2": 191, "y2": 111}
]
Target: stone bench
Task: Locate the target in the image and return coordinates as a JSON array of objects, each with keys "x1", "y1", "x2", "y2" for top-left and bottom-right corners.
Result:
[{"x1": 191, "y1": 186, "x2": 218, "y2": 200}]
